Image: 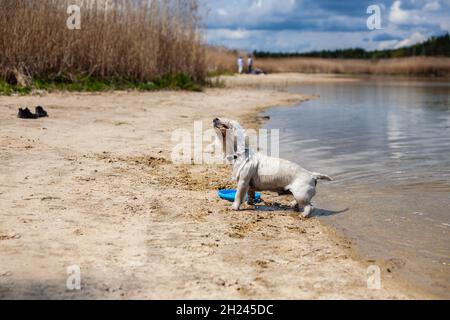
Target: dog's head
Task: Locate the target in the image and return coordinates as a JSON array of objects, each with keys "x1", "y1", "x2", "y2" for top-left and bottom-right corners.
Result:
[{"x1": 213, "y1": 118, "x2": 246, "y2": 161}]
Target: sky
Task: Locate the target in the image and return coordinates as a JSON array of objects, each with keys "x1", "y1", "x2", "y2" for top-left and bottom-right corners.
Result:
[{"x1": 201, "y1": 0, "x2": 450, "y2": 52}]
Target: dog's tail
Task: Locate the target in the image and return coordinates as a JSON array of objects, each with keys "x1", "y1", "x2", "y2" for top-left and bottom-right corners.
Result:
[{"x1": 312, "y1": 172, "x2": 333, "y2": 182}]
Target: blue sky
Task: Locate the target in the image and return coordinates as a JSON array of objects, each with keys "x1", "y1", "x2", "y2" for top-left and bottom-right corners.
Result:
[{"x1": 201, "y1": 0, "x2": 450, "y2": 52}]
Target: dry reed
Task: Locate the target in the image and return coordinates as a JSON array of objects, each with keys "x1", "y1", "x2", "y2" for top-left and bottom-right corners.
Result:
[
  {"x1": 0, "y1": 0, "x2": 206, "y2": 83},
  {"x1": 208, "y1": 48, "x2": 450, "y2": 77},
  {"x1": 257, "y1": 57, "x2": 450, "y2": 77},
  {"x1": 205, "y1": 46, "x2": 244, "y2": 75}
]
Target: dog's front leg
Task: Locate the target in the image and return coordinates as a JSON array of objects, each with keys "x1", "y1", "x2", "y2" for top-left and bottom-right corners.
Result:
[{"x1": 232, "y1": 180, "x2": 249, "y2": 211}]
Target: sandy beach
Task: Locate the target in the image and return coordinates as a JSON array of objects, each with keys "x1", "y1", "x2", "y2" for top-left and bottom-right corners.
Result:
[
  {"x1": 0, "y1": 81, "x2": 431, "y2": 299},
  {"x1": 218, "y1": 73, "x2": 360, "y2": 88}
]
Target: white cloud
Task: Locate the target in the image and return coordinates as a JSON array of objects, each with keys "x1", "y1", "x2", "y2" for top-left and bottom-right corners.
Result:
[
  {"x1": 423, "y1": 1, "x2": 441, "y2": 12},
  {"x1": 207, "y1": 28, "x2": 253, "y2": 42},
  {"x1": 378, "y1": 40, "x2": 399, "y2": 50},
  {"x1": 394, "y1": 31, "x2": 427, "y2": 48},
  {"x1": 206, "y1": 28, "x2": 381, "y2": 52},
  {"x1": 376, "y1": 31, "x2": 428, "y2": 51},
  {"x1": 389, "y1": 0, "x2": 426, "y2": 25},
  {"x1": 203, "y1": 0, "x2": 449, "y2": 52},
  {"x1": 217, "y1": 8, "x2": 228, "y2": 16},
  {"x1": 204, "y1": 0, "x2": 299, "y2": 29}
]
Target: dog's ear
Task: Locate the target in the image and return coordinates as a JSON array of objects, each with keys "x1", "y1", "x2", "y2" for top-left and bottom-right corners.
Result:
[{"x1": 229, "y1": 121, "x2": 246, "y2": 155}]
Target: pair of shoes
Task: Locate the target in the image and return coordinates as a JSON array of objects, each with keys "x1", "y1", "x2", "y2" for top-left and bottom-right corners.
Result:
[{"x1": 18, "y1": 106, "x2": 48, "y2": 119}]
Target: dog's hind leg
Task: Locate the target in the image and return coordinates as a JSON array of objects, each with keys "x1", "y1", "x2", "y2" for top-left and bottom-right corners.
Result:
[
  {"x1": 302, "y1": 204, "x2": 314, "y2": 218},
  {"x1": 294, "y1": 198, "x2": 314, "y2": 218},
  {"x1": 247, "y1": 188, "x2": 256, "y2": 206},
  {"x1": 292, "y1": 188, "x2": 315, "y2": 218}
]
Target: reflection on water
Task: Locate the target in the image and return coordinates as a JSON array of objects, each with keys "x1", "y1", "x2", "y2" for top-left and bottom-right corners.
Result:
[
  {"x1": 266, "y1": 79, "x2": 450, "y2": 190},
  {"x1": 264, "y1": 77, "x2": 450, "y2": 297}
]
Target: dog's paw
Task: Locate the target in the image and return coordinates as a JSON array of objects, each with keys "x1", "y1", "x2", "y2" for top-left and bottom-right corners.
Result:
[
  {"x1": 231, "y1": 203, "x2": 240, "y2": 211},
  {"x1": 301, "y1": 206, "x2": 314, "y2": 218}
]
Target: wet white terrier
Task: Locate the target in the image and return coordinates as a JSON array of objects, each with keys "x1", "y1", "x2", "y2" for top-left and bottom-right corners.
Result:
[{"x1": 212, "y1": 118, "x2": 332, "y2": 218}]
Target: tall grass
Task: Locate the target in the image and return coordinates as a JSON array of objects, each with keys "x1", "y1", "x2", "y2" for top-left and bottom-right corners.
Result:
[
  {"x1": 209, "y1": 49, "x2": 450, "y2": 77},
  {"x1": 205, "y1": 46, "x2": 244, "y2": 76},
  {"x1": 0, "y1": 0, "x2": 205, "y2": 85},
  {"x1": 256, "y1": 57, "x2": 450, "y2": 77}
]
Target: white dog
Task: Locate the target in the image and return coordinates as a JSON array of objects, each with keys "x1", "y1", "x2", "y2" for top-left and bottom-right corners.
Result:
[{"x1": 212, "y1": 118, "x2": 332, "y2": 218}]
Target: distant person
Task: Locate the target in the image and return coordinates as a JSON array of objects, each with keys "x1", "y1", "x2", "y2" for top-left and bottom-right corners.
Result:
[
  {"x1": 237, "y1": 56, "x2": 244, "y2": 74},
  {"x1": 247, "y1": 55, "x2": 254, "y2": 74}
]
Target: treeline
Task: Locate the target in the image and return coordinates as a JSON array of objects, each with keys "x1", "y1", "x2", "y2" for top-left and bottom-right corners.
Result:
[{"x1": 254, "y1": 33, "x2": 450, "y2": 59}]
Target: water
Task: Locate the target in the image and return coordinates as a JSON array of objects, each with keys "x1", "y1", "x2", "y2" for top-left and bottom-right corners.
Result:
[{"x1": 263, "y1": 77, "x2": 450, "y2": 297}]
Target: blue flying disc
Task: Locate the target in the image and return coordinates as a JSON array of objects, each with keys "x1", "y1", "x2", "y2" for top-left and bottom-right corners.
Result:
[{"x1": 218, "y1": 189, "x2": 262, "y2": 203}]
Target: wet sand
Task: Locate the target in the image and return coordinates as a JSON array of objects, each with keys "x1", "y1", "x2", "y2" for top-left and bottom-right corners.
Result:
[{"x1": 0, "y1": 83, "x2": 432, "y2": 299}]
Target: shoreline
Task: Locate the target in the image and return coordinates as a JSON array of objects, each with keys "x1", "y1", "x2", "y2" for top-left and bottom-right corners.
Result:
[
  {"x1": 217, "y1": 72, "x2": 450, "y2": 90},
  {"x1": 0, "y1": 80, "x2": 432, "y2": 299},
  {"x1": 217, "y1": 73, "x2": 360, "y2": 89},
  {"x1": 255, "y1": 102, "x2": 441, "y2": 300},
  {"x1": 253, "y1": 74, "x2": 449, "y2": 299}
]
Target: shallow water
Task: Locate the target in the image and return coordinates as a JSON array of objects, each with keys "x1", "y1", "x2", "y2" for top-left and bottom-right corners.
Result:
[{"x1": 263, "y1": 77, "x2": 450, "y2": 297}]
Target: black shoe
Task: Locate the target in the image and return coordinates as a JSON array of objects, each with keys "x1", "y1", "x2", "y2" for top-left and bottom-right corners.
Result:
[
  {"x1": 35, "y1": 106, "x2": 48, "y2": 118},
  {"x1": 18, "y1": 108, "x2": 38, "y2": 119}
]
